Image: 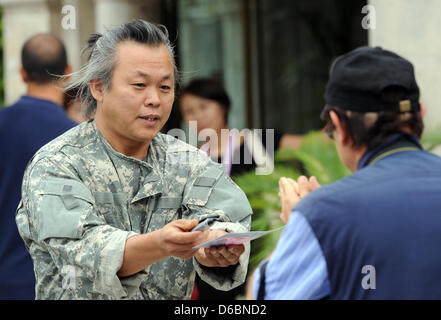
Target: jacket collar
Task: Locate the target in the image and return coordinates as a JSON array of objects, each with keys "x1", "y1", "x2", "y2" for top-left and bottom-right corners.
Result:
[{"x1": 358, "y1": 133, "x2": 422, "y2": 170}]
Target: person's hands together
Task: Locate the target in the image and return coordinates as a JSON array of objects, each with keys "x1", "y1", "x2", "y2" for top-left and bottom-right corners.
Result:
[
  {"x1": 279, "y1": 176, "x2": 321, "y2": 224},
  {"x1": 195, "y1": 229, "x2": 245, "y2": 267}
]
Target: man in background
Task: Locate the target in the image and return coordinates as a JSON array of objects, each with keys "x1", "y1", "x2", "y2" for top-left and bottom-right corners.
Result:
[{"x1": 0, "y1": 33, "x2": 76, "y2": 299}]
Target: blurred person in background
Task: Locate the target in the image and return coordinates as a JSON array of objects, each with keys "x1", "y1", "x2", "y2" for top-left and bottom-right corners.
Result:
[
  {"x1": 0, "y1": 33, "x2": 76, "y2": 299},
  {"x1": 179, "y1": 78, "x2": 303, "y2": 178},
  {"x1": 179, "y1": 78, "x2": 303, "y2": 300}
]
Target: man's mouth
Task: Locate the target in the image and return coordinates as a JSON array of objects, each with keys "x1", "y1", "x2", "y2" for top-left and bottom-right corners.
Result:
[
  {"x1": 139, "y1": 114, "x2": 161, "y2": 126},
  {"x1": 139, "y1": 115, "x2": 160, "y2": 121}
]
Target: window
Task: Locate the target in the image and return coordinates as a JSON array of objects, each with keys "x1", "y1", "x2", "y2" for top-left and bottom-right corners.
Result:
[{"x1": 254, "y1": 0, "x2": 367, "y2": 133}]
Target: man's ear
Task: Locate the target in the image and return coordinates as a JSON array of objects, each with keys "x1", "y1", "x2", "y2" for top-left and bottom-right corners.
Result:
[
  {"x1": 89, "y1": 79, "x2": 104, "y2": 103},
  {"x1": 64, "y1": 64, "x2": 73, "y2": 76},
  {"x1": 420, "y1": 102, "x2": 426, "y2": 118},
  {"x1": 20, "y1": 67, "x2": 28, "y2": 83},
  {"x1": 329, "y1": 110, "x2": 350, "y2": 146}
]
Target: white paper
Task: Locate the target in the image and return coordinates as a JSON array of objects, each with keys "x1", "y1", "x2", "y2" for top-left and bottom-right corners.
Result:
[{"x1": 193, "y1": 226, "x2": 284, "y2": 249}]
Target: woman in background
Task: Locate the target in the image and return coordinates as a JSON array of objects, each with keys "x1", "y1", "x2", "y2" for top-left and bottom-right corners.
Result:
[
  {"x1": 179, "y1": 78, "x2": 302, "y2": 177},
  {"x1": 179, "y1": 78, "x2": 302, "y2": 299}
]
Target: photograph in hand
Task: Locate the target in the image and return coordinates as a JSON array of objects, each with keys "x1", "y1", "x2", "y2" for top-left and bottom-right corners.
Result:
[{"x1": 193, "y1": 227, "x2": 284, "y2": 249}]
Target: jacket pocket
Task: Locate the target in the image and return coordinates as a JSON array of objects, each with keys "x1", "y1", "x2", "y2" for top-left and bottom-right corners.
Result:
[
  {"x1": 144, "y1": 196, "x2": 183, "y2": 233},
  {"x1": 36, "y1": 178, "x2": 94, "y2": 242},
  {"x1": 93, "y1": 191, "x2": 128, "y2": 230},
  {"x1": 182, "y1": 165, "x2": 223, "y2": 208}
]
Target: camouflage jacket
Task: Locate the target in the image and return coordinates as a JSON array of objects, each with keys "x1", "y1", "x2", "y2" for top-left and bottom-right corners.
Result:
[{"x1": 16, "y1": 120, "x2": 252, "y2": 300}]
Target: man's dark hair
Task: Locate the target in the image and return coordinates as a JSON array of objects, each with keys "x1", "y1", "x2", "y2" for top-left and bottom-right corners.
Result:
[
  {"x1": 321, "y1": 86, "x2": 424, "y2": 150},
  {"x1": 63, "y1": 86, "x2": 80, "y2": 111},
  {"x1": 21, "y1": 34, "x2": 68, "y2": 84},
  {"x1": 179, "y1": 78, "x2": 231, "y2": 124}
]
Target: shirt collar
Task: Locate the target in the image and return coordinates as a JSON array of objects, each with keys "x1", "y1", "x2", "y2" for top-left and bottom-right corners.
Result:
[
  {"x1": 91, "y1": 120, "x2": 159, "y2": 170},
  {"x1": 19, "y1": 95, "x2": 63, "y2": 109},
  {"x1": 357, "y1": 132, "x2": 422, "y2": 170}
]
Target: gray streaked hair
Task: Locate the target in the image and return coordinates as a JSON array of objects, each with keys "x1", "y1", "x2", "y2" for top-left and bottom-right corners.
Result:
[{"x1": 64, "y1": 19, "x2": 178, "y2": 117}]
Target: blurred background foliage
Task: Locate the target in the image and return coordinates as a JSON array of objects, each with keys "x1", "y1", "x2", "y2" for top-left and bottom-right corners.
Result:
[{"x1": 421, "y1": 127, "x2": 441, "y2": 152}]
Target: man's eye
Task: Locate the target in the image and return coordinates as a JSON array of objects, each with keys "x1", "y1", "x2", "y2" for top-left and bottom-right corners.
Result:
[
  {"x1": 161, "y1": 85, "x2": 171, "y2": 90},
  {"x1": 132, "y1": 83, "x2": 145, "y2": 88}
]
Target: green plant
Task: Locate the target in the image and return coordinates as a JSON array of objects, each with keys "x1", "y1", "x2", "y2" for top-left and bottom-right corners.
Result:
[
  {"x1": 421, "y1": 127, "x2": 441, "y2": 152},
  {"x1": 232, "y1": 130, "x2": 351, "y2": 272}
]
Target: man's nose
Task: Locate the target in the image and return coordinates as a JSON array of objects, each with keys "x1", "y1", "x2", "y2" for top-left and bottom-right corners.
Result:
[{"x1": 144, "y1": 87, "x2": 161, "y2": 107}]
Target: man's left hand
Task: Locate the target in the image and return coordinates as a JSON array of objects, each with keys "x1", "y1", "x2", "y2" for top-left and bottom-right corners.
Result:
[
  {"x1": 194, "y1": 229, "x2": 245, "y2": 267},
  {"x1": 279, "y1": 175, "x2": 321, "y2": 224}
]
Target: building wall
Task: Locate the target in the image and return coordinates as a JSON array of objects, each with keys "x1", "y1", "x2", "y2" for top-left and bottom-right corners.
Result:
[
  {"x1": 0, "y1": 0, "x2": 51, "y2": 105},
  {"x1": 369, "y1": 0, "x2": 441, "y2": 133},
  {"x1": 178, "y1": 0, "x2": 247, "y2": 130},
  {"x1": 94, "y1": 0, "x2": 161, "y2": 33}
]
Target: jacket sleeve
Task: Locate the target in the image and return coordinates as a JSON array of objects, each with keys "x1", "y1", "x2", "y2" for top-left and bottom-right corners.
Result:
[
  {"x1": 182, "y1": 159, "x2": 253, "y2": 291},
  {"x1": 16, "y1": 155, "x2": 143, "y2": 299},
  {"x1": 252, "y1": 210, "x2": 330, "y2": 300}
]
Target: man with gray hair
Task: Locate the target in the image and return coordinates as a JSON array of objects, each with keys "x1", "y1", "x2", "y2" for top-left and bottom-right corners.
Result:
[{"x1": 16, "y1": 19, "x2": 252, "y2": 300}]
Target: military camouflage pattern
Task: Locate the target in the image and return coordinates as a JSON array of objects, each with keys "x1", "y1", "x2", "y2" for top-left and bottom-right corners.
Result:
[{"x1": 16, "y1": 120, "x2": 252, "y2": 300}]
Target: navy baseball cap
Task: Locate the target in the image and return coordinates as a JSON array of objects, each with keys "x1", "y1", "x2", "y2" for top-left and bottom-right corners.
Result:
[{"x1": 324, "y1": 46, "x2": 420, "y2": 113}]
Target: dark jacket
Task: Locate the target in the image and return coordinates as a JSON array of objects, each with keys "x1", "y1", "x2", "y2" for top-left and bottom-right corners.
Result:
[
  {"x1": 0, "y1": 96, "x2": 76, "y2": 299},
  {"x1": 296, "y1": 133, "x2": 441, "y2": 299}
]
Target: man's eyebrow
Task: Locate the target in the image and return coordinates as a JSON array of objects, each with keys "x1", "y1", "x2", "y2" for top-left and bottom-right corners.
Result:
[
  {"x1": 132, "y1": 71, "x2": 173, "y2": 80},
  {"x1": 134, "y1": 70, "x2": 148, "y2": 78}
]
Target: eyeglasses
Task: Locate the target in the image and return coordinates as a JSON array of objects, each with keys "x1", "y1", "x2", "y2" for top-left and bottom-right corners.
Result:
[
  {"x1": 321, "y1": 109, "x2": 335, "y2": 140},
  {"x1": 323, "y1": 120, "x2": 335, "y2": 140}
]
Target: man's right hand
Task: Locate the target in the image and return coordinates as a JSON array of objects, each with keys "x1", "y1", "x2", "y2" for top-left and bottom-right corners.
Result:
[
  {"x1": 118, "y1": 219, "x2": 206, "y2": 277},
  {"x1": 157, "y1": 219, "x2": 205, "y2": 259}
]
